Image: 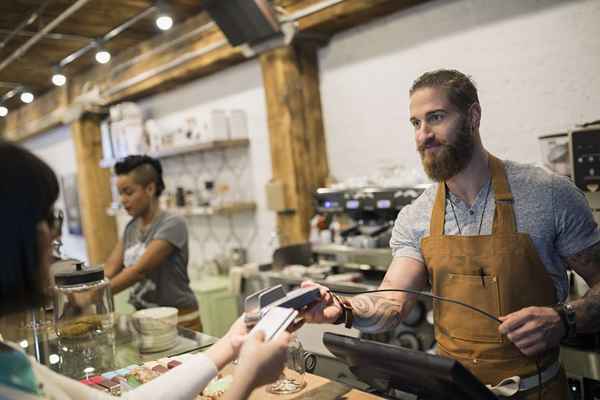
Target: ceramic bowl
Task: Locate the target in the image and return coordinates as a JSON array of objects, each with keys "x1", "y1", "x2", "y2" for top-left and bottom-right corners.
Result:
[{"x1": 132, "y1": 307, "x2": 178, "y2": 334}]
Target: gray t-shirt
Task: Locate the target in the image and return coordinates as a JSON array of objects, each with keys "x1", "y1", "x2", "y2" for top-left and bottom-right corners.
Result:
[
  {"x1": 122, "y1": 211, "x2": 198, "y2": 310},
  {"x1": 390, "y1": 159, "x2": 600, "y2": 301}
]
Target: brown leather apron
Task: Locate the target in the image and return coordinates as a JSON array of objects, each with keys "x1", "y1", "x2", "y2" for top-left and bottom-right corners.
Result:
[{"x1": 421, "y1": 155, "x2": 567, "y2": 399}]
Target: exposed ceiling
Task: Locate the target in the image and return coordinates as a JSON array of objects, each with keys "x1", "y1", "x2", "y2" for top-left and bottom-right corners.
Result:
[
  {"x1": 0, "y1": 0, "x2": 429, "y2": 122},
  {"x1": 0, "y1": 0, "x2": 204, "y2": 110}
]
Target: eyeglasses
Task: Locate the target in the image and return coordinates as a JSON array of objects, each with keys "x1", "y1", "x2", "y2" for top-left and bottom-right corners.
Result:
[{"x1": 46, "y1": 208, "x2": 64, "y2": 235}]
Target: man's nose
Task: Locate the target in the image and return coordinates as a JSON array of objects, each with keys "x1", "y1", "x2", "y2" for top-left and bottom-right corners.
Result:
[{"x1": 416, "y1": 123, "x2": 434, "y2": 144}]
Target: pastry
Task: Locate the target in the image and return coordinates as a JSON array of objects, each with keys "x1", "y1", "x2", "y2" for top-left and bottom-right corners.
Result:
[{"x1": 198, "y1": 374, "x2": 233, "y2": 400}]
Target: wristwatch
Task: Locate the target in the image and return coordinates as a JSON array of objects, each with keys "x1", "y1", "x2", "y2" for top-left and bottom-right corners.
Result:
[{"x1": 554, "y1": 302, "x2": 576, "y2": 339}]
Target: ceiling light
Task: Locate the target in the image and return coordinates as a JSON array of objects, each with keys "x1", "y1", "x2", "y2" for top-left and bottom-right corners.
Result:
[
  {"x1": 20, "y1": 91, "x2": 34, "y2": 103},
  {"x1": 52, "y1": 72, "x2": 67, "y2": 87},
  {"x1": 95, "y1": 49, "x2": 111, "y2": 64},
  {"x1": 155, "y1": 14, "x2": 173, "y2": 31},
  {"x1": 0, "y1": 106, "x2": 7, "y2": 117}
]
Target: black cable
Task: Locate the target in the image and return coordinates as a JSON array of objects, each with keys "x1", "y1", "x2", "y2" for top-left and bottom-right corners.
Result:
[
  {"x1": 328, "y1": 288, "x2": 502, "y2": 324},
  {"x1": 536, "y1": 358, "x2": 543, "y2": 400},
  {"x1": 326, "y1": 287, "x2": 544, "y2": 399}
]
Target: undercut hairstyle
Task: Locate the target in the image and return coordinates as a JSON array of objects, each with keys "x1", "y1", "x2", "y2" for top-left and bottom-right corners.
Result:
[
  {"x1": 114, "y1": 155, "x2": 165, "y2": 197},
  {"x1": 0, "y1": 141, "x2": 59, "y2": 315},
  {"x1": 410, "y1": 69, "x2": 480, "y2": 116}
]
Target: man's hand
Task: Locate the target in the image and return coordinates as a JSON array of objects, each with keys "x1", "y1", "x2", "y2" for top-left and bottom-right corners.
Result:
[
  {"x1": 300, "y1": 281, "x2": 343, "y2": 324},
  {"x1": 498, "y1": 306, "x2": 565, "y2": 357}
]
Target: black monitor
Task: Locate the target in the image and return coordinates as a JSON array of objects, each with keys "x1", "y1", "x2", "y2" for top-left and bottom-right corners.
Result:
[{"x1": 323, "y1": 332, "x2": 497, "y2": 400}]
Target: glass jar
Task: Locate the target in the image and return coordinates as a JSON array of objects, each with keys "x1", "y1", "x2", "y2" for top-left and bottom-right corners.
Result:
[
  {"x1": 53, "y1": 263, "x2": 114, "y2": 339},
  {"x1": 266, "y1": 336, "x2": 316, "y2": 395}
]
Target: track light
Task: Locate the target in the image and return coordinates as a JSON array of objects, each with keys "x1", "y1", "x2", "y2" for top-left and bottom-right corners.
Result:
[
  {"x1": 95, "y1": 48, "x2": 111, "y2": 64},
  {"x1": 0, "y1": 106, "x2": 7, "y2": 117},
  {"x1": 51, "y1": 68, "x2": 67, "y2": 86},
  {"x1": 20, "y1": 91, "x2": 34, "y2": 103},
  {"x1": 155, "y1": 14, "x2": 173, "y2": 31}
]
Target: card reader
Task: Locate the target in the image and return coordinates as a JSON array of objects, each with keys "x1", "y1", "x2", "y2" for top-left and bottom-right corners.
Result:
[{"x1": 244, "y1": 285, "x2": 321, "y2": 327}]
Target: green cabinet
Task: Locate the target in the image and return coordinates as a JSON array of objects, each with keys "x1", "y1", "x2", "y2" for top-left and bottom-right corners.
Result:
[{"x1": 191, "y1": 276, "x2": 239, "y2": 338}]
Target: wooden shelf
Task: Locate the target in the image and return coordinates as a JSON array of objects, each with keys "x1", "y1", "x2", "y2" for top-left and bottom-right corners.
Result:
[
  {"x1": 312, "y1": 244, "x2": 392, "y2": 270},
  {"x1": 168, "y1": 202, "x2": 256, "y2": 216},
  {"x1": 100, "y1": 138, "x2": 250, "y2": 168},
  {"x1": 107, "y1": 201, "x2": 256, "y2": 217}
]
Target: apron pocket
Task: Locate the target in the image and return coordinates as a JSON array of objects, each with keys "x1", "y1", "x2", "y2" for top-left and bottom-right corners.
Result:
[{"x1": 435, "y1": 273, "x2": 502, "y2": 343}]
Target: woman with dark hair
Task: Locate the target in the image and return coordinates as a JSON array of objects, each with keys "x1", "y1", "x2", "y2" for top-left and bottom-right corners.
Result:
[
  {"x1": 0, "y1": 142, "x2": 290, "y2": 399},
  {"x1": 103, "y1": 155, "x2": 201, "y2": 331}
]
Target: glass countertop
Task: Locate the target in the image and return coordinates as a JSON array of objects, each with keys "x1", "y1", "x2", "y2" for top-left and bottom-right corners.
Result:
[{"x1": 7, "y1": 312, "x2": 218, "y2": 380}]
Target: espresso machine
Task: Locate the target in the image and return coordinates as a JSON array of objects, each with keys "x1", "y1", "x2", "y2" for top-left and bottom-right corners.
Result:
[
  {"x1": 539, "y1": 125, "x2": 600, "y2": 223},
  {"x1": 313, "y1": 187, "x2": 424, "y2": 259}
]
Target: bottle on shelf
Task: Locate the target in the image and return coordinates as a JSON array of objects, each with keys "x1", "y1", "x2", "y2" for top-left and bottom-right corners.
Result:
[
  {"x1": 175, "y1": 187, "x2": 186, "y2": 208},
  {"x1": 202, "y1": 181, "x2": 216, "y2": 207}
]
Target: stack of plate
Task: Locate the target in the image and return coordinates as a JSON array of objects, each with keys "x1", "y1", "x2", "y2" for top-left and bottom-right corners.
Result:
[{"x1": 132, "y1": 307, "x2": 178, "y2": 353}]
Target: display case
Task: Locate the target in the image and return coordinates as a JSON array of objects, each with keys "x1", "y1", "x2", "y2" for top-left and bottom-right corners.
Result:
[{"x1": 13, "y1": 313, "x2": 217, "y2": 380}]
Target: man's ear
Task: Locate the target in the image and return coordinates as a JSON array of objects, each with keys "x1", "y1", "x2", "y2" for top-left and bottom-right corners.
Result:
[{"x1": 468, "y1": 102, "x2": 481, "y2": 131}]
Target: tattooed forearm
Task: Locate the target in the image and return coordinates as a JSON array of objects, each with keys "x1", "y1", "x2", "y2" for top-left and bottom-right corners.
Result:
[
  {"x1": 565, "y1": 241, "x2": 600, "y2": 333},
  {"x1": 349, "y1": 294, "x2": 408, "y2": 334},
  {"x1": 571, "y1": 285, "x2": 600, "y2": 333},
  {"x1": 566, "y1": 241, "x2": 600, "y2": 269}
]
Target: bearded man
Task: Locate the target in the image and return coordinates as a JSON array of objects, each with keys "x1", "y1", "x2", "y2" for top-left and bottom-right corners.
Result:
[{"x1": 302, "y1": 69, "x2": 600, "y2": 399}]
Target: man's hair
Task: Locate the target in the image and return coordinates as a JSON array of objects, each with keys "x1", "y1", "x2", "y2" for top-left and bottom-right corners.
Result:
[
  {"x1": 114, "y1": 155, "x2": 165, "y2": 197},
  {"x1": 0, "y1": 141, "x2": 59, "y2": 315},
  {"x1": 409, "y1": 69, "x2": 479, "y2": 115}
]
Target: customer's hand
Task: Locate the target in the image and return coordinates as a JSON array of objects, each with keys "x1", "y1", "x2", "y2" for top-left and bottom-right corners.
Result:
[
  {"x1": 300, "y1": 280, "x2": 343, "y2": 324},
  {"x1": 225, "y1": 330, "x2": 291, "y2": 399},
  {"x1": 225, "y1": 315, "x2": 250, "y2": 358},
  {"x1": 205, "y1": 315, "x2": 249, "y2": 370}
]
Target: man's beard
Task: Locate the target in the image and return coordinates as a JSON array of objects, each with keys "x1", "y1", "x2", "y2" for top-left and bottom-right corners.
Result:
[{"x1": 418, "y1": 117, "x2": 475, "y2": 182}]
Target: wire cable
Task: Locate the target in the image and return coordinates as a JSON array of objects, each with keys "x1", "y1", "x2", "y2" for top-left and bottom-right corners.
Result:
[{"x1": 328, "y1": 288, "x2": 502, "y2": 323}]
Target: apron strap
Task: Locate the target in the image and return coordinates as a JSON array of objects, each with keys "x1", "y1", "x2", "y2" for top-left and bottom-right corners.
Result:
[
  {"x1": 489, "y1": 154, "x2": 517, "y2": 234},
  {"x1": 430, "y1": 181, "x2": 446, "y2": 236}
]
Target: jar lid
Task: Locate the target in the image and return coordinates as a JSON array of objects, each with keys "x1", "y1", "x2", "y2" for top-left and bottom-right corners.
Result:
[{"x1": 54, "y1": 263, "x2": 105, "y2": 286}]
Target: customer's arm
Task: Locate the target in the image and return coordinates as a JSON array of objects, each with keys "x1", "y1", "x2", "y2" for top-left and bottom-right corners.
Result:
[{"x1": 32, "y1": 351, "x2": 218, "y2": 400}]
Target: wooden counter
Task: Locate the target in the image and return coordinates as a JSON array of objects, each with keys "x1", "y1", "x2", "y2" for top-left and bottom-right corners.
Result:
[{"x1": 221, "y1": 365, "x2": 382, "y2": 400}]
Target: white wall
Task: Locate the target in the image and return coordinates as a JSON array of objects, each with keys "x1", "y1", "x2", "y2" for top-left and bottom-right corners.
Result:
[
  {"x1": 22, "y1": 125, "x2": 88, "y2": 262},
  {"x1": 136, "y1": 60, "x2": 277, "y2": 269},
  {"x1": 319, "y1": 0, "x2": 600, "y2": 181}
]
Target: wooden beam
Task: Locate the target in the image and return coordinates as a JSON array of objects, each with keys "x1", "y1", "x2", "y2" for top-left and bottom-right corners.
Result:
[
  {"x1": 3, "y1": 87, "x2": 69, "y2": 142},
  {"x1": 260, "y1": 42, "x2": 329, "y2": 245},
  {"x1": 70, "y1": 113, "x2": 118, "y2": 265},
  {"x1": 1, "y1": 0, "x2": 429, "y2": 141},
  {"x1": 289, "y1": 0, "x2": 428, "y2": 34}
]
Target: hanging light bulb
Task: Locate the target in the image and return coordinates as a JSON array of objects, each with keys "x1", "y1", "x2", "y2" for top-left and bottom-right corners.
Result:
[
  {"x1": 0, "y1": 106, "x2": 7, "y2": 117},
  {"x1": 155, "y1": 14, "x2": 173, "y2": 31},
  {"x1": 95, "y1": 48, "x2": 111, "y2": 64},
  {"x1": 20, "y1": 91, "x2": 34, "y2": 103},
  {"x1": 52, "y1": 68, "x2": 67, "y2": 86}
]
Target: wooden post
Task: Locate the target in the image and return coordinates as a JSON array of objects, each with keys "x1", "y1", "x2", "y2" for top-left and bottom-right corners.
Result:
[
  {"x1": 260, "y1": 42, "x2": 329, "y2": 246},
  {"x1": 70, "y1": 113, "x2": 118, "y2": 265}
]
